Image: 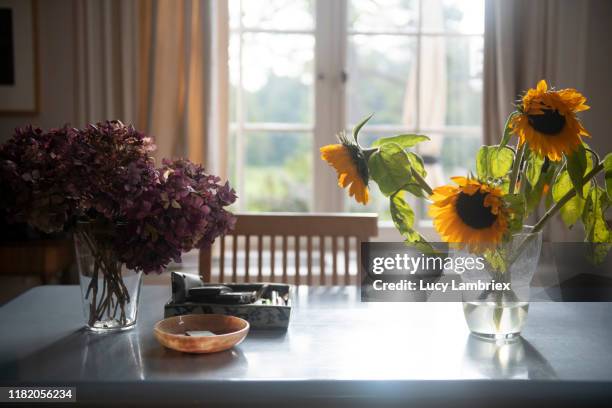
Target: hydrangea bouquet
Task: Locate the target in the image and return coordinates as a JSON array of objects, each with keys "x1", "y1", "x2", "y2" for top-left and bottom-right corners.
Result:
[
  {"x1": 321, "y1": 80, "x2": 611, "y2": 337},
  {"x1": 0, "y1": 121, "x2": 236, "y2": 330}
]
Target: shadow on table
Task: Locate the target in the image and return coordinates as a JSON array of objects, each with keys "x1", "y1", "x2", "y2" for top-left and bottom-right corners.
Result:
[
  {"x1": 462, "y1": 334, "x2": 557, "y2": 379},
  {"x1": 143, "y1": 342, "x2": 248, "y2": 377},
  {"x1": 140, "y1": 329, "x2": 286, "y2": 377},
  {"x1": 0, "y1": 327, "x2": 145, "y2": 382}
]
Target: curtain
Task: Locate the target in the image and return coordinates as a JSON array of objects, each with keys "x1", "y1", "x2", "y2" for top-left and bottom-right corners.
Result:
[
  {"x1": 73, "y1": 0, "x2": 140, "y2": 126},
  {"x1": 73, "y1": 0, "x2": 229, "y2": 174},
  {"x1": 483, "y1": 0, "x2": 590, "y2": 144},
  {"x1": 483, "y1": 0, "x2": 590, "y2": 242},
  {"x1": 403, "y1": 0, "x2": 446, "y2": 189}
]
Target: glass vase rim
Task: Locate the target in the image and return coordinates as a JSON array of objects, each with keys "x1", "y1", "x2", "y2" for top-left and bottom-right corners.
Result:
[{"x1": 512, "y1": 225, "x2": 542, "y2": 238}]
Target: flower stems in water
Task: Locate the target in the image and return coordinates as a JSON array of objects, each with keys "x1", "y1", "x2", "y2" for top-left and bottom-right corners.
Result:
[{"x1": 80, "y1": 228, "x2": 131, "y2": 327}]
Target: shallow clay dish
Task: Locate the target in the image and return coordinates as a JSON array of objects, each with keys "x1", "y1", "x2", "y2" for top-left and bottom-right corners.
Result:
[{"x1": 154, "y1": 314, "x2": 249, "y2": 353}]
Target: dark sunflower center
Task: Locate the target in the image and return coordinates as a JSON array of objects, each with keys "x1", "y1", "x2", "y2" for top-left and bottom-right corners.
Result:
[
  {"x1": 347, "y1": 144, "x2": 369, "y2": 183},
  {"x1": 527, "y1": 108, "x2": 566, "y2": 135},
  {"x1": 455, "y1": 190, "x2": 497, "y2": 229}
]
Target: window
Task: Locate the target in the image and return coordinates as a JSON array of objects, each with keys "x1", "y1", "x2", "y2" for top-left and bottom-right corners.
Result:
[
  {"x1": 229, "y1": 0, "x2": 316, "y2": 212},
  {"x1": 228, "y1": 0, "x2": 484, "y2": 226}
]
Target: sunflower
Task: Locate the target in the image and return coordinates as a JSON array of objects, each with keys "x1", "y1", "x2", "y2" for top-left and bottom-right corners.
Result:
[
  {"x1": 429, "y1": 177, "x2": 509, "y2": 251},
  {"x1": 320, "y1": 133, "x2": 369, "y2": 205},
  {"x1": 510, "y1": 79, "x2": 590, "y2": 161}
]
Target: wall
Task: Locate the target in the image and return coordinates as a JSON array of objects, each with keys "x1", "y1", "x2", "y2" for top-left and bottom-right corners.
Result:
[{"x1": 0, "y1": 0, "x2": 76, "y2": 143}]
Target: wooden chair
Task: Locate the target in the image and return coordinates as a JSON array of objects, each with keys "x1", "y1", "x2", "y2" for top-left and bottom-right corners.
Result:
[{"x1": 199, "y1": 213, "x2": 378, "y2": 285}]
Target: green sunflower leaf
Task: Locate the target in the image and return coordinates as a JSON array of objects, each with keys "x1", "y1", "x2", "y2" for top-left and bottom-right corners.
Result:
[
  {"x1": 561, "y1": 194, "x2": 587, "y2": 229},
  {"x1": 352, "y1": 114, "x2": 373, "y2": 143},
  {"x1": 406, "y1": 151, "x2": 426, "y2": 177},
  {"x1": 552, "y1": 171, "x2": 588, "y2": 227},
  {"x1": 498, "y1": 111, "x2": 519, "y2": 150},
  {"x1": 582, "y1": 186, "x2": 611, "y2": 244},
  {"x1": 524, "y1": 180, "x2": 542, "y2": 215},
  {"x1": 565, "y1": 144, "x2": 588, "y2": 198},
  {"x1": 604, "y1": 153, "x2": 612, "y2": 201},
  {"x1": 390, "y1": 191, "x2": 415, "y2": 232},
  {"x1": 583, "y1": 141, "x2": 594, "y2": 172},
  {"x1": 498, "y1": 179, "x2": 510, "y2": 194},
  {"x1": 544, "y1": 161, "x2": 559, "y2": 209},
  {"x1": 404, "y1": 183, "x2": 428, "y2": 198},
  {"x1": 476, "y1": 146, "x2": 490, "y2": 179},
  {"x1": 371, "y1": 134, "x2": 430, "y2": 149},
  {"x1": 585, "y1": 243, "x2": 612, "y2": 266},
  {"x1": 477, "y1": 146, "x2": 514, "y2": 179},
  {"x1": 492, "y1": 148, "x2": 515, "y2": 178},
  {"x1": 503, "y1": 193, "x2": 525, "y2": 233},
  {"x1": 526, "y1": 152, "x2": 545, "y2": 187},
  {"x1": 524, "y1": 160, "x2": 557, "y2": 215},
  {"x1": 390, "y1": 192, "x2": 434, "y2": 253},
  {"x1": 368, "y1": 143, "x2": 412, "y2": 196}
]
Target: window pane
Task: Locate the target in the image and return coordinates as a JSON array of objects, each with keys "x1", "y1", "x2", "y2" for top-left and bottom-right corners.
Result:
[
  {"x1": 242, "y1": 132, "x2": 312, "y2": 212},
  {"x1": 229, "y1": 0, "x2": 240, "y2": 29},
  {"x1": 241, "y1": 0, "x2": 314, "y2": 30},
  {"x1": 421, "y1": 0, "x2": 484, "y2": 34},
  {"x1": 346, "y1": 35, "x2": 417, "y2": 127},
  {"x1": 241, "y1": 33, "x2": 314, "y2": 124},
  {"x1": 349, "y1": 0, "x2": 418, "y2": 33},
  {"x1": 437, "y1": 133, "x2": 481, "y2": 181},
  {"x1": 419, "y1": 36, "x2": 483, "y2": 127}
]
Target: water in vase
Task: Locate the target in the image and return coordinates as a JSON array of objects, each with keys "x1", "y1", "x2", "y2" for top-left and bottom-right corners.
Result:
[{"x1": 463, "y1": 301, "x2": 529, "y2": 340}]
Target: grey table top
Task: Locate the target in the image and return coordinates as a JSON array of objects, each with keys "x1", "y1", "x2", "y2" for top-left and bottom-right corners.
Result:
[{"x1": 1, "y1": 285, "x2": 612, "y2": 406}]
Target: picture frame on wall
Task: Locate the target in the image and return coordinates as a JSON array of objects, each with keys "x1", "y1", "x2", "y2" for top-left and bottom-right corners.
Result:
[{"x1": 0, "y1": 0, "x2": 37, "y2": 114}]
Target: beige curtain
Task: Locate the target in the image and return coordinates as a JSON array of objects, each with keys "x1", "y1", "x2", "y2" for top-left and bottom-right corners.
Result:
[
  {"x1": 403, "y1": 0, "x2": 446, "y2": 188},
  {"x1": 73, "y1": 0, "x2": 229, "y2": 173},
  {"x1": 483, "y1": 0, "x2": 589, "y2": 144},
  {"x1": 73, "y1": 0, "x2": 140, "y2": 126}
]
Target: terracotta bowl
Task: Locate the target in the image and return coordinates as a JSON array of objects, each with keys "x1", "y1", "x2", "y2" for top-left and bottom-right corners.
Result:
[{"x1": 154, "y1": 314, "x2": 249, "y2": 354}]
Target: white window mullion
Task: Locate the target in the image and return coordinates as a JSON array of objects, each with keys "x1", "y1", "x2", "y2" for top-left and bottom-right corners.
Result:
[
  {"x1": 236, "y1": 0, "x2": 246, "y2": 211},
  {"x1": 313, "y1": 0, "x2": 347, "y2": 213}
]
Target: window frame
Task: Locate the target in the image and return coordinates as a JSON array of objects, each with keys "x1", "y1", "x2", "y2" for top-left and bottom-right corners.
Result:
[{"x1": 228, "y1": 0, "x2": 484, "y2": 239}]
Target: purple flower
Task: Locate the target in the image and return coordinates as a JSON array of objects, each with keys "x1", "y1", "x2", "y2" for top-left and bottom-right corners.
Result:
[
  {"x1": 0, "y1": 122, "x2": 237, "y2": 274},
  {"x1": 116, "y1": 159, "x2": 237, "y2": 273}
]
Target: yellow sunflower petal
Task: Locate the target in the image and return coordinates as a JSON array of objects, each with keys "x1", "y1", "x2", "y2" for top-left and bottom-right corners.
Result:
[
  {"x1": 513, "y1": 80, "x2": 590, "y2": 161},
  {"x1": 320, "y1": 143, "x2": 369, "y2": 205}
]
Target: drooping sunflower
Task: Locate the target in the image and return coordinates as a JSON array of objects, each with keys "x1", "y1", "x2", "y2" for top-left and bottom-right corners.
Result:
[
  {"x1": 429, "y1": 177, "x2": 509, "y2": 251},
  {"x1": 320, "y1": 133, "x2": 369, "y2": 205},
  {"x1": 510, "y1": 79, "x2": 590, "y2": 161}
]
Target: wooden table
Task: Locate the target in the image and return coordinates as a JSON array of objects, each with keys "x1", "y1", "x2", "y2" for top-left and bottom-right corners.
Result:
[{"x1": 1, "y1": 285, "x2": 611, "y2": 406}]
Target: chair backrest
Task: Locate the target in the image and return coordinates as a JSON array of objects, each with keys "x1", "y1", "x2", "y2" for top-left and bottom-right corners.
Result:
[{"x1": 199, "y1": 213, "x2": 378, "y2": 285}]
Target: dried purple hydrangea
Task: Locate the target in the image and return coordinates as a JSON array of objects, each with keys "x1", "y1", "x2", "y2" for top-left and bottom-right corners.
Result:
[
  {"x1": 0, "y1": 125, "x2": 77, "y2": 233},
  {"x1": 66, "y1": 120, "x2": 159, "y2": 221},
  {"x1": 0, "y1": 121, "x2": 237, "y2": 274},
  {"x1": 117, "y1": 159, "x2": 237, "y2": 273}
]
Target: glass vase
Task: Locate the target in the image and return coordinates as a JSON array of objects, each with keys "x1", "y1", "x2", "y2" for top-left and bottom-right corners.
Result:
[
  {"x1": 457, "y1": 227, "x2": 542, "y2": 340},
  {"x1": 74, "y1": 225, "x2": 142, "y2": 332}
]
